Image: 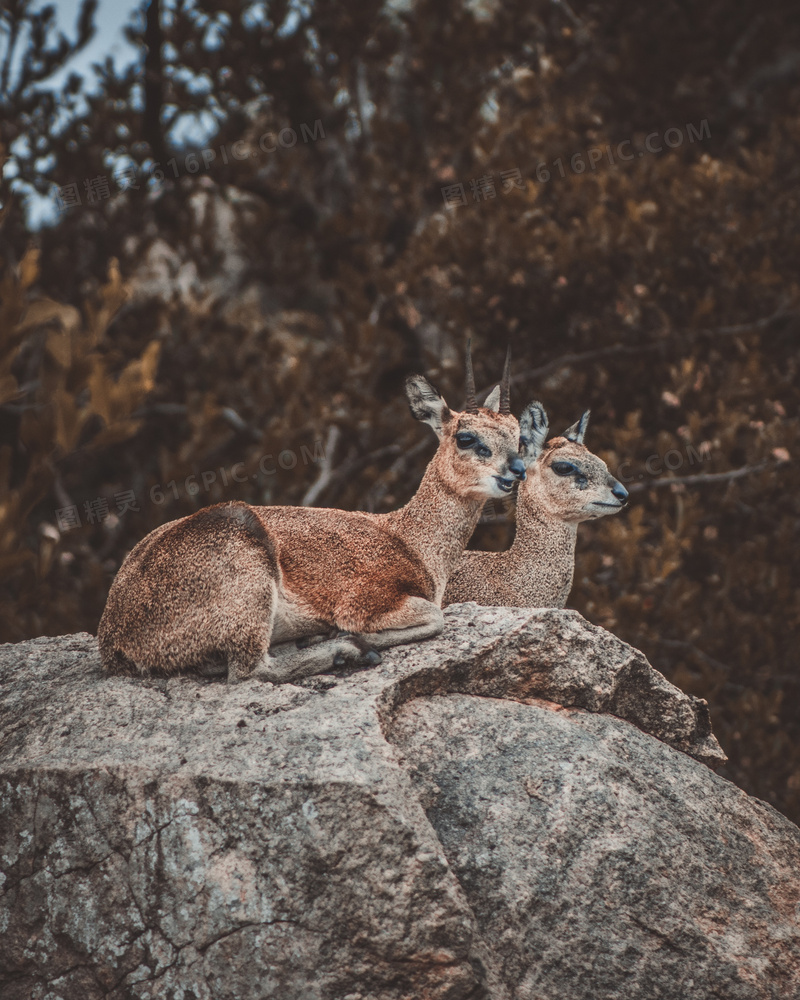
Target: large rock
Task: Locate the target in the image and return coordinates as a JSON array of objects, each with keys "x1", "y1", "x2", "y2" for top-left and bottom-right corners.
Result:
[
  {"x1": 388, "y1": 696, "x2": 800, "y2": 999},
  {"x1": 1, "y1": 606, "x2": 798, "y2": 1000}
]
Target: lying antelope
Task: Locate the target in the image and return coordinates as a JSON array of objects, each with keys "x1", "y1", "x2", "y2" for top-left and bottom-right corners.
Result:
[
  {"x1": 98, "y1": 350, "x2": 525, "y2": 683},
  {"x1": 443, "y1": 403, "x2": 628, "y2": 608}
]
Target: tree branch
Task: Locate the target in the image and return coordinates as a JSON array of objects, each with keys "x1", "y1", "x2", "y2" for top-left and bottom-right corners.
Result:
[
  {"x1": 474, "y1": 309, "x2": 796, "y2": 403},
  {"x1": 476, "y1": 342, "x2": 663, "y2": 402},
  {"x1": 0, "y1": 6, "x2": 20, "y2": 101},
  {"x1": 362, "y1": 436, "x2": 431, "y2": 511},
  {"x1": 695, "y1": 309, "x2": 795, "y2": 338},
  {"x1": 143, "y1": 0, "x2": 167, "y2": 164},
  {"x1": 301, "y1": 426, "x2": 342, "y2": 507},
  {"x1": 627, "y1": 460, "x2": 790, "y2": 493},
  {"x1": 657, "y1": 638, "x2": 732, "y2": 674}
]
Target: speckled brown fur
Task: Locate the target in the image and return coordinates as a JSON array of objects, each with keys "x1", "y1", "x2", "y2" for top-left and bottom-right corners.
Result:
[
  {"x1": 444, "y1": 404, "x2": 628, "y2": 609},
  {"x1": 98, "y1": 370, "x2": 523, "y2": 682},
  {"x1": 101, "y1": 501, "x2": 281, "y2": 677}
]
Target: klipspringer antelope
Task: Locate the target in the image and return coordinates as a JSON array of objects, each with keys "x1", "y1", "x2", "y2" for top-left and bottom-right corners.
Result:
[
  {"x1": 443, "y1": 403, "x2": 628, "y2": 609},
  {"x1": 98, "y1": 349, "x2": 525, "y2": 683}
]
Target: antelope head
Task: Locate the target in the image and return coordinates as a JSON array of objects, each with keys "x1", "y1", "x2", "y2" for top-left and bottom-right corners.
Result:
[
  {"x1": 518, "y1": 403, "x2": 629, "y2": 521},
  {"x1": 406, "y1": 345, "x2": 525, "y2": 500}
]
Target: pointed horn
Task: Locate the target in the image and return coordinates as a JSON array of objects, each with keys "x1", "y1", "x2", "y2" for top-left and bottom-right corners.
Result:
[
  {"x1": 464, "y1": 338, "x2": 478, "y2": 413},
  {"x1": 499, "y1": 345, "x2": 512, "y2": 414}
]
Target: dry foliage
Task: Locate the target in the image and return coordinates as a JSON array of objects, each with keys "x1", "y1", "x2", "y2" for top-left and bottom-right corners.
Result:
[
  {"x1": 0, "y1": 0, "x2": 798, "y2": 823},
  {"x1": 0, "y1": 239, "x2": 160, "y2": 625}
]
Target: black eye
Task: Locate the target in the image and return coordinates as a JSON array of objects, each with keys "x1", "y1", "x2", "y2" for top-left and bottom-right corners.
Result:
[
  {"x1": 551, "y1": 461, "x2": 576, "y2": 476},
  {"x1": 456, "y1": 432, "x2": 477, "y2": 450}
]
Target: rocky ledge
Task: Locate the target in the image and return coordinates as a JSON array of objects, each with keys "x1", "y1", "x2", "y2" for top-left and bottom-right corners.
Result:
[{"x1": 1, "y1": 606, "x2": 798, "y2": 1000}]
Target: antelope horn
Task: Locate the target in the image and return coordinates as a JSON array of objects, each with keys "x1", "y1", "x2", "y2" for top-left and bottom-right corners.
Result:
[
  {"x1": 464, "y1": 339, "x2": 478, "y2": 413},
  {"x1": 499, "y1": 345, "x2": 512, "y2": 414}
]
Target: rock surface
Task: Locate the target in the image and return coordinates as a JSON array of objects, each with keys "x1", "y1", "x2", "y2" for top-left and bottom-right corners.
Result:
[
  {"x1": 388, "y1": 695, "x2": 800, "y2": 999},
  {"x1": 1, "y1": 605, "x2": 798, "y2": 1000}
]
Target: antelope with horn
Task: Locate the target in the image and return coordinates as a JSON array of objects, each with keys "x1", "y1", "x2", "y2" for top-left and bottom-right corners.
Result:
[
  {"x1": 99, "y1": 346, "x2": 525, "y2": 683},
  {"x1": 443, "y1": 402, "x2": 629, "y2": 609}
]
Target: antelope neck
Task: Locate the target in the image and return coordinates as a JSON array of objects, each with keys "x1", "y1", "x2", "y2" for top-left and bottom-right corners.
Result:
[
  {"x1": 512, "y1": 491, "x2": 578, "y2": 555},
  {"x1": 383, "y1": 461, "x2": 485, "y2": 592}
]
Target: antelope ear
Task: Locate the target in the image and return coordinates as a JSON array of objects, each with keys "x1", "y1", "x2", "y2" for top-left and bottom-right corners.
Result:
[
  {"x1": 519, "y1": 400, "x2": 549, "y2": 465},
  {"x1": 483, "y1": 385, "x2": 501, "y2": 412},
  {"x1": 405, "y1": 375, "x2": 452, "y2": 439},
  {"x1": 564, "y1": 409, "x2": 590, "y2": 444}
]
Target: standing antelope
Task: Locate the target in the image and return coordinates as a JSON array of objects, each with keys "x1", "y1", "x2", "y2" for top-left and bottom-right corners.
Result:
[
  {"x1": 443, "y1": 403, "x2": 629, "y2": 609},
  {"x1": 98, "y1": 350, "x2": 525, "y2": 683}
]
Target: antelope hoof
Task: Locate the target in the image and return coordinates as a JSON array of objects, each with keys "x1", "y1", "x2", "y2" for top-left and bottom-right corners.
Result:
[
  {"x1": 332, "y1": 642, "x2": 382, "y2": 671},
  {"x1": 339, "y1": 631, "x2": 382, "y2": 665},
  {"x1": 296, "y1": 628, "x2": 337, "y2": 650}
]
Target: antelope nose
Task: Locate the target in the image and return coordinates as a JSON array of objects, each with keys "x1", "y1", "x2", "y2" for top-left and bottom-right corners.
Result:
[
  {"x1": 612, "y1": 482, "x2": 629, "y2": 504},
  {"x1": 509, "y1": 457, "x2": 526, "y2": 481}
]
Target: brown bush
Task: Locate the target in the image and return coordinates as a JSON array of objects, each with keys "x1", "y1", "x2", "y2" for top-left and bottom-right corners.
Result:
[{"x1": 0, "y1": 0, "x2": 798, "y2": 823}]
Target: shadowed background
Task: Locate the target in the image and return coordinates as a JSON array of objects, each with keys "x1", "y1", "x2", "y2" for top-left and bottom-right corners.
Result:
[{"x1": 1, "y1": 0, "x2": 798, "y2": 820}]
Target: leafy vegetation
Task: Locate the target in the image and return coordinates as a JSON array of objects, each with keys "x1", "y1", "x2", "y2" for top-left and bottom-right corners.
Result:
[{"x1": 1, "y1": 0, "x2": 798, "y2": 821}]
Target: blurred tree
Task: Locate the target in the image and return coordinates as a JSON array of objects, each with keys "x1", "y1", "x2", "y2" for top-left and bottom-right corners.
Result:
[
  {"x1": 0, "y1": 0, "x2": 96, "y2": 221},
  {"x1": 142, "y1": 0, "x2": 167, "y2": 166},
  {"x1": 0, "y1": 0, "x2": 798, "y2": 823}
]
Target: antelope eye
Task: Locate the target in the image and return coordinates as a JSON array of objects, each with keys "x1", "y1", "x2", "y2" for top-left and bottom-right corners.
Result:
[
  {"x1": 551, "y1": 461, "x2": 577, "y2": 476},
  {"x1": 456, "y1": 432, "x2": 477, "y2": 449}
]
